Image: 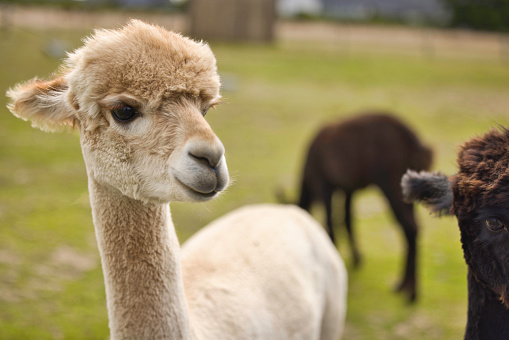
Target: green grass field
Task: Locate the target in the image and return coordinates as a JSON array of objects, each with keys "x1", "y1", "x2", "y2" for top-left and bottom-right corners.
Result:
[{"x1": 1, "y1": 22, "x2": 509, "y2": 339}]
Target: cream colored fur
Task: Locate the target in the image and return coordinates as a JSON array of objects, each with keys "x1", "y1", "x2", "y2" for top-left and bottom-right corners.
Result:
[{"x1": 7, "y1": 20, "x2": 347, "y2": 340}]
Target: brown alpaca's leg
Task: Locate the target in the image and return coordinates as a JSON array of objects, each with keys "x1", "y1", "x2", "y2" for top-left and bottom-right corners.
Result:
[
  {"x1": 322, "y1": 185, "x2": 336, "y2": 245},
  {"x1": 379, "y1": 182, "x2": 418, "y2": 302},
  {"x1": 297, "y1": 180, "x2": 312, "y2": 212},
  {"x1": 344, "y1": 191, "x2": 362, "y2": 267}
]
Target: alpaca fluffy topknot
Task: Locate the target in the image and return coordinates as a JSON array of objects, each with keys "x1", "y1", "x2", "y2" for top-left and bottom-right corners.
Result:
[
  {"x1": 65, "y1": 19, "x2": 221, "y2": 116},
  {"x1": 453, "y1": 128, "x2": 509, "y2": 216}
]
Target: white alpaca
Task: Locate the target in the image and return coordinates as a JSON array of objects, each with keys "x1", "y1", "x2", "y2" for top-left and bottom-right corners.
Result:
[{"x1": 7, "y1": 20, "x2": 347, "y2": 340}]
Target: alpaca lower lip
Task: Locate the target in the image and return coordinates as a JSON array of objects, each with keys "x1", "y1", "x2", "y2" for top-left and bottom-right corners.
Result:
[
  {"x1": 188, "y1": 186, "x2": 217, "y2": 197},
  {"x1": 175, "y1": 177, "x2": 218, "y2": 198},
  {"x1": 187, "y1": 188, "x2": 218, "y2": 200}
]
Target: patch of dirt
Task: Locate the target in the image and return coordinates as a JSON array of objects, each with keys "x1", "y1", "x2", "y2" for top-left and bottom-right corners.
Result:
[
  {"x1": 32, "y1": 245, "x2": 97, "y2": 288},
  {"x1": 0, "y1": 249, "x2": 22, "y2": 265},
  {"x1": 0, "y1": 4, "x2": 187, "y2": 31},
  {"x1": 279, "y1": 20, "x2": 507, "y2": 60},
  {"x1": 49, "y1": 245, "x2": 96, "y2": 274},
  {"x1": 0, "y1": 245, "x2": 97, "y2": 303},
  {"x1": 393, "y1": 313, "x2": 444, "y2": 339}
]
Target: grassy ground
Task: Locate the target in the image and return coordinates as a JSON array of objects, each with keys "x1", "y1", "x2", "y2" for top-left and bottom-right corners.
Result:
[{"x1": 1, "y1": 23, "x2": 509, "y2": 339}]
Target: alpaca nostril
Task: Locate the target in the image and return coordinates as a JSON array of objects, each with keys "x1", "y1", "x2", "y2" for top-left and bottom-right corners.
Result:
[
  {"x1": 187, "y1": 139, "x2": 225, "y2": 169},
  {"x1": 189, "y1": 152, "x2": 217, "y2": 169}
]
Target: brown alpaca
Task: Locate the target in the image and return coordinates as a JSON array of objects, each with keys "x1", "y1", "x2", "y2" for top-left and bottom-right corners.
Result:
[
  {"x1": 295, "y1": 113, "x2": 432, "y2": 302},
  {"x1": 7, "y1": 20, "x2": 347, "y2": 340},
  {"x1": 402, "y1": 128, "x2": 509, "y2": 339}
]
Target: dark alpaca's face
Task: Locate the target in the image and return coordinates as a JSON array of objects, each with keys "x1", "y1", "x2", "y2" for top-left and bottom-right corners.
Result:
[
  {"x1": 453, "y1": 129, "x2": 509, "y2": 307},
  {"x1": 456, "y1": 212, "x2": 509, "y2": 307}
]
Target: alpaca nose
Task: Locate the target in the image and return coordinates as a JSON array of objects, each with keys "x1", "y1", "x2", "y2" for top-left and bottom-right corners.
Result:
[{"x1": 187, "y1": 138, "x2": 225, "y2": 169}]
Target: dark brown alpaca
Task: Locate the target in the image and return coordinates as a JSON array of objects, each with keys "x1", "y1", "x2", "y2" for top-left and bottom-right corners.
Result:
[
  {"x1": 297, "y1": 113, "x2": 432, "y2": 302},
  {"x1": 402, "y1": 128, "x2": 509, "y2": 339}
]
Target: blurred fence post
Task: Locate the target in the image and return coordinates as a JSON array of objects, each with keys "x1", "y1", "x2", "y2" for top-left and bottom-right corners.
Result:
[{"x1": 189, "y1": 0, "x2": 275, "y2": 42}]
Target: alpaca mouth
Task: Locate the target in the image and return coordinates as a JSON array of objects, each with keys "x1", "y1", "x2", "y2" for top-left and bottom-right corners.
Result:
[
  {"x1": 191, "y1": 188, "x2": 218, "y2": 198},
  {"x1": 174, "y1": 176, "x2": 219, "y2": 200}
]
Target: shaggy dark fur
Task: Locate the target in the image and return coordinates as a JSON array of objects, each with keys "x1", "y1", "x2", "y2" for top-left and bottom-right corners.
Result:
[
  {"x1": 402, "y1": 128, "x2": 509, "y2": 339},
  {"x1": 297, "y1": 112, "x2": 433, "y2": 302}
]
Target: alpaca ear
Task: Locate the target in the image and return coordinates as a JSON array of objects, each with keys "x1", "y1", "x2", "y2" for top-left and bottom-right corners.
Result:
[
  {"x1": 6, "y1": 76, "x2": 78, "y2": 132},
  {"x1": 401, "y1": 170, "x2": 453, "y2": 215}
]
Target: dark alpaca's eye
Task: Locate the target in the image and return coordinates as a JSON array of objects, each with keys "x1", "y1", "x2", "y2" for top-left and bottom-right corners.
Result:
[
  {"x1": 111, "y1": 105, "x2": 139, "y2": 122},
  {"x1": 485, "y1": 217, "x2": 505, "y2": 232}
]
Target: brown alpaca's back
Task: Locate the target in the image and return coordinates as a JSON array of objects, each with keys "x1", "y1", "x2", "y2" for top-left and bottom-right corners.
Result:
[{"x1": 302, "y1": 113, "x2": 432, "y2": 196}]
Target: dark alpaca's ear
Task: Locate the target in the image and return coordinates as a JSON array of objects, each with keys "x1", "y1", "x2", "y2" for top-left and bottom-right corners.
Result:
[
  {"x1": 6, "y1": 76, "x2": 78, "y2": 132},
  {"x1": 401, "y1": 170, "x2": 453, "y2": 215}
]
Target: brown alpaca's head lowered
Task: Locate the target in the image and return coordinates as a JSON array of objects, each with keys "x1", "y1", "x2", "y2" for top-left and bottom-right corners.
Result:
[
  {"x1": 7, "y1": 20, "x2": 229, "y2": 204},
  {"x1": 402, "y1": 128, "x2": 509, "y2": 307}
]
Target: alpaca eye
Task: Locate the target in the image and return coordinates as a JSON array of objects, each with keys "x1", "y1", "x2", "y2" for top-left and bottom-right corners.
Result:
[
  {"x1": 485, "y1": 217, "x2": 505, "y2": 232},
  {"x1": 111, "y1": 105, "x2": 138, "y2": 122}
]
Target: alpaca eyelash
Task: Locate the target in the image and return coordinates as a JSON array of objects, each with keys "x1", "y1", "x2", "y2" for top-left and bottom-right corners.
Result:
[
  {"x1": 210, "y1": 100, "x2": 222, "y2": 108},
  {"x1": 108, "y1": 103, "x2": 137, "y2": 112},
  {"x1": 109, "y1": 103, "x2": 124, "y2": 110},
  {"x1": 201, "y1": 102, "x2": 220, "y2": 116}
]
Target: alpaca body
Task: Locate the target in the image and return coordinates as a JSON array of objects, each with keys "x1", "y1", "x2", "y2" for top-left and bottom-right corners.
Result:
[
  {"x1": 298, "y1": 112, "x2": 432, "y2": 301},
  {"x1": 182, "y1": 204, "x2": 347, "y2": 340},
  {"x1": 402, "y1": 128, "x2": 509, "y2": 339}
]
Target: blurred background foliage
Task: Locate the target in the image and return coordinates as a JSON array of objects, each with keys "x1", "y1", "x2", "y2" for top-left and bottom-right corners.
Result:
[{"x1": 443, "y1": 0, "x2": 509, "y2": 32}]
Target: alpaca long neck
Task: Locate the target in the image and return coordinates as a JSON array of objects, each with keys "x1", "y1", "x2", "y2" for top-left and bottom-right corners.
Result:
[
  {"x1": 465, "y1": 270, "x2": 509, "y2": 340},
  {"x1": 88, "y1": 179, "x2": 190, "y2": 339}
]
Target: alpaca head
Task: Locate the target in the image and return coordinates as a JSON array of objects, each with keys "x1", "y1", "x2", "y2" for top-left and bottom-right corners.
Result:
[
  {"x1": 7, "y1": 20, "x2": 229, "y2": 203},
  {"x1": 402, "y1": 128, "x2": 509, "y2": 307}
]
